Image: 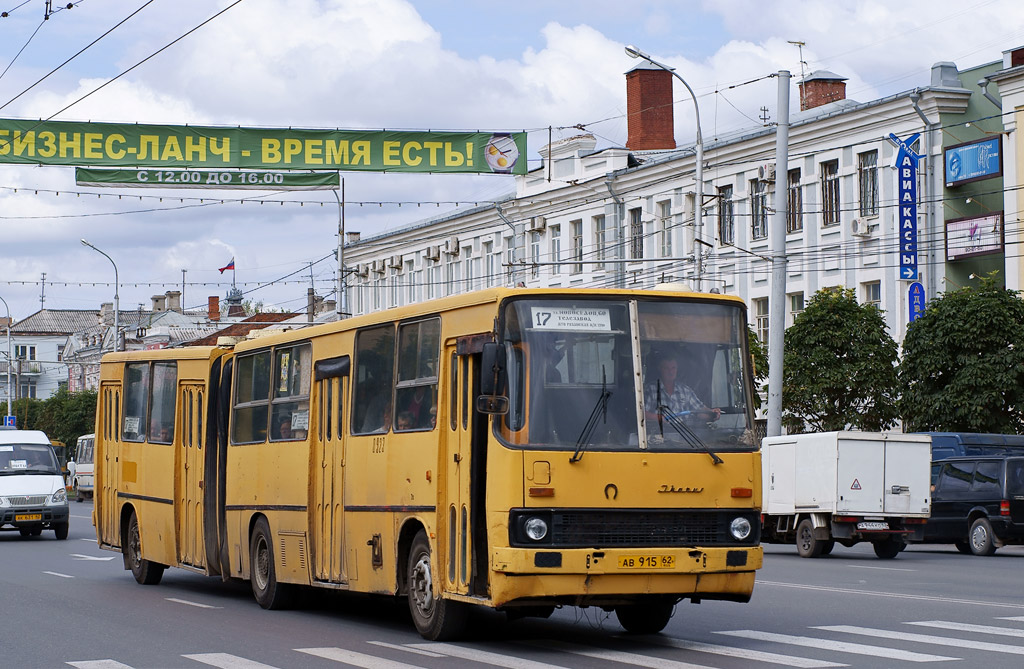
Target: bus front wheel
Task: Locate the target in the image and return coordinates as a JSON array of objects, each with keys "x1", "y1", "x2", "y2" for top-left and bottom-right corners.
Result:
[
  {"x1": 126, "y1": 512, "x2": 164, "y2": 585},
  {"x1": 616, "y1": 599, "x2": 675, "y2": 634},
  {"x1": 250, "y1": 517, "x2": 293, "y2": 609},
  {"x1": 407, "y1": 530, "x2": 466, "y2": 640}
]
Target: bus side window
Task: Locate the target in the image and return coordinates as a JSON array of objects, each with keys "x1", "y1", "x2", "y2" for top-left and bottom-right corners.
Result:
[{"x1": 352, "y1": 326, "x2": 395, "y2": 435}]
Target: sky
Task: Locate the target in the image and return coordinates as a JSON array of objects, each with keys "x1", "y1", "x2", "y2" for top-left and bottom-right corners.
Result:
[{"x1": 1, "y1": 0, "x2": 1023, "y2": 321}]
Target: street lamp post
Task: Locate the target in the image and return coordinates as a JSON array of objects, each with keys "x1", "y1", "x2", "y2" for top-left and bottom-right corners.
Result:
[
  {"x1": 81, "y1": 239, "x2": 120, "y2": 353},
  {"x1": 0, "y1": 294, "x2": 12, "y2": 422},
  {"x1": 625, "y1": 44, "x2": 705, "y2": 290}
]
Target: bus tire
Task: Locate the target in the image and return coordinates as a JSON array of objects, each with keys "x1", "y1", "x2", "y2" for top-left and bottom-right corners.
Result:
[
  {"x1": 126, "y1": 512, "x2": 164, "y2": 585},
  {"x1": 407, "y1": 530, "x2": 466, "y2": 640},
  {"x1": 616, "y1": 599, "x2": 674, "y2": 634},
  {"x1": 250, "y1": 517, "x2": 293, "y2": 609},
  {"x1": 54, "y1": 522, "x2": 69, "y2": 540}
]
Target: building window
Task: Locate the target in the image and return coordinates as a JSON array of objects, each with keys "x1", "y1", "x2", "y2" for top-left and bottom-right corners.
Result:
[
  {"x1": 858, "y1": 150, "x2": 879, "y2": 217},
  {"x1": 483, "y1": 241, "x2": 495, "y2": 287},
  {"x1": 406, "y1": 262, "x2": 417, "y2": 303},
  {"x1": 863, "y1": 281, "x2": 881, "y2": 308},
  {"x1": 549, "y1": 224, "x2": 561, "y2": 275},
  {"x1": 57, "y1": 345, "x2": 65, "y2": 362},
  {"x1": 629, "y1": 207, "x2": 643, "y2": 259},
  {"x1": 754, "y1": 298, "x2": 769, "y2": 349},
  {"x1": 718, "y1": 185, "x2": 734, "y2": 245},
  {"x1": 20, "y1": 379, "x2": 37, "y2": 399},
  {"x1": 789, "y1": 292, "x2": 805, "y2": 324},
  {"x1": 593, "y1": 214, "x2": 606, "y2": 269},
  {"x1": 504, "y1": 236, "x2": 516, "y2": 284},
  {"x1": 570, "y1": 219, "x2": 583, "y2": 274},
  {"x1": 750, "y1": 179, "x2": 768, "y2": 241},
  {"x1": 15, "y1": 345, "x2": 35, "y2": 360},
  {"x1": 821, "y1": 159, "x2": 840, "y2": 226},
  {"x1": 657, "y1": 201, "x2": 672, "y2": 257},
  {"x1": 787, "y1": 168, "x2": 802, "y2": 233},
  {"x1": 530, "y1": 231, "x2": 541, "y2": 279}
]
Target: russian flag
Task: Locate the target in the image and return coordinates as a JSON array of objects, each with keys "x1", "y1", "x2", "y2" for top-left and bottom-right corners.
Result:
[{"x1": 218, "y1": 258, "x2": 235, "y2": 274}]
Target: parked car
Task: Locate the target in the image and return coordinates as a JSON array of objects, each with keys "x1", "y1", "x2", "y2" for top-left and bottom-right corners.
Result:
[
  {"x1": 918, "y1": 455, "x2": 1024, "y2": 555},
  {"x1": 926, "y1": 432, "x2": 1024, "y2": 460},
  {"x1": 0, "y1": 427, "x2": 70, "y2": 539}
]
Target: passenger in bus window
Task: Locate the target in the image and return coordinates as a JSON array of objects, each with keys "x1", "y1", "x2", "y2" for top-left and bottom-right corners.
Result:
[
  {"x1": 644, "y1": 354, "x2": 720, "y2": 422},
  {"x1": 403, "y1": 386, "x2": 432, "y2": 428},
  {"x1": 277, "y1": 417, "x2": 293, "y2": 440},
  {"x1": 396, "y1": 411, "x2": 414, "y2": 431},
  {"x1": 361, "y1": 396, "x2": 392, "y2": 434}
]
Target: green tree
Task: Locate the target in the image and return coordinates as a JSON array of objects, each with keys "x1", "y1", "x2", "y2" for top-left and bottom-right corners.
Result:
[
  {"x1": 748, "y1": 326, "x2": 768, "y2": 410},
  {"x1": 782, "y1": 286, "x2": 900, "y2": 433},
  {"x1": 34, "y1": 388, "x2": 98, "y2": 450},
  {"x1": 899, "y1": 276, "x2": 1024, "y2": 433}
]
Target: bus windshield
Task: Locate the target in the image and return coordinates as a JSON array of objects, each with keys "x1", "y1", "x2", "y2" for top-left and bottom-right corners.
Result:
[{"x1": 498, "y1": 296, "x2": 755, "y2": 453}]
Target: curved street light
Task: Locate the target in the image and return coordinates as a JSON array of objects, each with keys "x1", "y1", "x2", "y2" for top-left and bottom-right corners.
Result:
[
  {"x1": 625, "y1": 44, "x2": 705, "y2": 289},
  {"x1": 80, "y1": 239, "x2": 120, "y2": 353},
  {"x1": 0, "y1": 293, "x2": 12, "y2": 421}
]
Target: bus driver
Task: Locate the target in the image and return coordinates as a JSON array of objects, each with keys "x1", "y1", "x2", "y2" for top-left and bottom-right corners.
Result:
[{"x1": 644, "y1": 354, "x2": 720, "y2": 423}]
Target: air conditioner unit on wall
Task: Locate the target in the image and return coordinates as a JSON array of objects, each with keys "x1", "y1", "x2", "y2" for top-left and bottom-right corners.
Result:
[
  {"x1": 850, "y1": 217, "x2": 872, "y2": 237},
  {"x1": 528, "y1": 215, "x2": 547, "y2": 232},
  {"x1": 424, "y1": 245, "x2": 441, "y2": 261},
  {"x1": 757, "y1": 163, "x2": 776, "y2": 182},
  {"x1": 446, "y1": 236, "x2": 461, "y2": 255},
  {"x1": 354, "y1": 263, "x2": 369, "y2": 278},
  {"x1": 372, "y1": 259, "x2": 386, "y2": 274},
  {"x1": 388, "y1": 254, "x2": 403, "y2": 269}
]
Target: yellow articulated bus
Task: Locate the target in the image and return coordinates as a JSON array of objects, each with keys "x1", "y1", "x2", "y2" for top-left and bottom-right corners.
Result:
[{"x1": 93, "y1": 287, "x2": 762, "y2": 640}]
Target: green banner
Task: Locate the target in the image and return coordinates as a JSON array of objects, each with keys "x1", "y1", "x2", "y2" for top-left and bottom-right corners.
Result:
[
  {"x1": 76, "y1": 167, "x2": 340, "y2": 190},
  {"x1": 0, "y1": 119, "x2": 527, "y2": 175}
]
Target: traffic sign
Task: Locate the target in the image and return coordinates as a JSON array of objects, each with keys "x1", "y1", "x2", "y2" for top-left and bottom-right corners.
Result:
[{"x1": 3, "y1": 415, "x2": 15, "y2": 427}]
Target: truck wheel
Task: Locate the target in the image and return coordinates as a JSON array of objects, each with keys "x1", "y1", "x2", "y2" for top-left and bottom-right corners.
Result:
[
  {"x1": 819, "y1": 539, "x2": 835, "y2": 555},
  {"x1": 796, "y1": 519, "x2": 823, "y2": 558},
  {"x1": 872, "y1": 537, "x2": 904, "y2": 559},
  {"x1": 969, "y1": 518, "x2": 997, "y2": 556}
]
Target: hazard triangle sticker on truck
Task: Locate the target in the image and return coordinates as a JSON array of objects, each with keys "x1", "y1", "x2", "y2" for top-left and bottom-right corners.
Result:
[{"x1": 851, "y1": 478, "x2": 862, "y2": 490}]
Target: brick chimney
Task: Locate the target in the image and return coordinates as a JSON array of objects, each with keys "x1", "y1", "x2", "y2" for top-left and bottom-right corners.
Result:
[
  {"x1": 625, "y1": 62, "x2": 676, "y2": 150},
  {"x1": 208, "y1": 295, "x2": 220, "y2": 322},
  {"x1": 165, "y1": 290, "x2": 182, "y2": 313},
  {"x1": 798, "y1": 71, "x2": 848, "y2": 111}
]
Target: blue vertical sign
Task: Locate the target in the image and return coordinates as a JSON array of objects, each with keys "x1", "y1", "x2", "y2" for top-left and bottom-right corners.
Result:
[
  {"x1": 908, "y1": 281, "x2": 925, "y2": 323},
  {"x1": 888, "y1": 133, "x2": 922, "y2": 281},
  {"x1": 3, "y1": 415, "x2": 15, "y2": 427}
]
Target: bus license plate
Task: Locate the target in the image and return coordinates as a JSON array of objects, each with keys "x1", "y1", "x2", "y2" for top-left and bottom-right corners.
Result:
[
  {"x1": 617, "y1": 555, "x2": 675, "y2": 569},
  {"x1": 15, "y1": 513, "x2": 42, "y2": 522},
  {"x1": 857, "y1": 521, "x2": 889, "y2": 530}
]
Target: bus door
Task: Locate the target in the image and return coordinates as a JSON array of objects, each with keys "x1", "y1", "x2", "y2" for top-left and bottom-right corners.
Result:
[
  {"x1": 313, "y1": 363, "x2": 348, "y2": 584},
  {"x1": 177, "y1": 381, "x2": 206, "y2": 568},
  {"x1": 99, "y1": 381, "x2": 121, "y2": 547},
  {"x1": 445, "y1": 341, "x2": 486, "y2": 596}
]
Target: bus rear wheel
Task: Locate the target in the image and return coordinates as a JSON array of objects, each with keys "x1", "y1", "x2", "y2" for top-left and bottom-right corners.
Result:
[
  {"x1": 616, "y1": 599, "x2": 675, "y2": 634},
  {"x1": 407, "y1": 530, "x2": 466, "y2": 640},
  {"x1": 250, "y1": 517, "x2": 293, "y2": 609},
  {"x1": 126, "y1": 511, "x2": 164, "y2": 585}
]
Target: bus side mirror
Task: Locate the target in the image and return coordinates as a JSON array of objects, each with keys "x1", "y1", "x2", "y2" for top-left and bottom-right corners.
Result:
[{"x1": 480, "y1": 342, "x2": 505, "y2": 396}]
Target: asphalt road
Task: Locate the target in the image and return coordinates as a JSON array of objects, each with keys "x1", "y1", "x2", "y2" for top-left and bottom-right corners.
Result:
[{"x1": 5, "y1": 501, "x2": 1024, "y2": 668}]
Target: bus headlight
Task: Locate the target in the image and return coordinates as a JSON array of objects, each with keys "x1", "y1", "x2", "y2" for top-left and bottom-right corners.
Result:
[
  {"x1": 730, "y1": 516, "x2": 752, "y2": 541},
  {"x1": 51, "y1": 488, "x2": 68, "y2": 505},
  {"x1": 524, "y1": 517, "x2": 549, "y2": 541}
]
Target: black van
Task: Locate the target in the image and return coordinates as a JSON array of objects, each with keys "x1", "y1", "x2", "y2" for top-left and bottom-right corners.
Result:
[
  {"x1": 920, "y1": 455, "x2": 1024, "y2": 555},
  {"x1": 927, "y1": 432, "x2": 1024, "y2": 460}
]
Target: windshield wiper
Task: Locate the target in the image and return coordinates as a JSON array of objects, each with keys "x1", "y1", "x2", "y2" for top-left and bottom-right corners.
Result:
[
  {"x1": 656, "y1": 381, "x2": 723, "y2": 465},
  {"x1": 570, "y1": 367, "x2": 611, "y2": 463}
]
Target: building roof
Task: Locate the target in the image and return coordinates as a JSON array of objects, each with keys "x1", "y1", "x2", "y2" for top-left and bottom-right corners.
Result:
[
  {"x1": 185, "y1": 313, "x2": 300, "y2": 346},
  {"x1": 11, "y1": 309, "x2": 100, "y2": 335}
]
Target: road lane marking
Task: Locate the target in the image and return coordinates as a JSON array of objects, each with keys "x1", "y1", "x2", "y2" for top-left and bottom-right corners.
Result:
[
  {"x1": 907, "y1": 620, "x2": 1024, "y2": 638},
  {"x1": 999, "y1": 616, "x2": 1024, "y2": 622},
  {"x1": 716, "y1": 630, "x2": 955, "y2": 662},
  {"x1": 758, "y1": 580, "x2": 1024, "y2": 609},
  {"x1": 44, "y1": 571, "x2": 74, "y2": 578},
  {"x1": 182, "y1": 653, "x2": 279, "y2": 668},
  {"x1": 166, "y1": 597, "x2": 222, "y2": 609},
  {"x1": 819, "y1": 625, "x2": 1024, "y2": 655},
  {"x1": 845, "y1": 564, "x2": 916, "y2": 572},
  {"x1": 367, "y1": 641, "x2": 446, "y2": 657},
  {"x1": 71, "y1": 514, "x2": 92, "y2": 519},
  {"x1": 70, "y1": 553, "x2": 115, "y2": 561},
  {"x1": 67, "y1": 661, "x2": 134, "y2": 668},
  {"x1": 533, "y1": 639, "x2": 714, "y2": 668},
  {"x1": 299, "y1": 647, "x2": 426, "y2": 668},
  {"x1": 642, "y1": 636, "x2": 847, "y2": 667},
  {"x1": 79, "y1": 538, "x2": 96, "y2": 542},
  {"x1": 407, "y1": 643, "x2": 569, "y2": 668}
]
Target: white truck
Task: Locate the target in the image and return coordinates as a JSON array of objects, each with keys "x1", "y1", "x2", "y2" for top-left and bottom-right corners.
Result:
[{"x1": 761, "y1": 431, "x2": 931, "y2": 559}]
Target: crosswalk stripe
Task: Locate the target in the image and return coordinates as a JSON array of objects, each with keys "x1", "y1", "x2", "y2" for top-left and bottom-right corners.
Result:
[
  {"x1": 645, "y1": 636, "x2": 847, "y2": 667},
  {"x1": 758, "y1": 580, "x2": 1024, "y2": 609},
  {"x1": 182, "y1": 652, "x2": 280, "y2": 668},
  {"x1": 716, "y1": 630, "x2": 955, "y2": 662},
  {"x1": 67, "y1": 661, "x2": 134, "y2": 669},
  {"x1": 817, "y1": 625, "x2": 1024, "y2": 656},
  {"x1": 406, "y1": 642, "x2": 569, "y2": 668},
  {"x1": 298, "y1": 647, "x2": 426, "y2": 668},
  {"x1": 535, "y1": 639, "x2": 714, "y2": 668},
  {"x1": 367, "y1": 641, "x2": 447, "y2": 658},
  {"x1": 907, "y1": 620, "x2": 1024, "y2": 638}
]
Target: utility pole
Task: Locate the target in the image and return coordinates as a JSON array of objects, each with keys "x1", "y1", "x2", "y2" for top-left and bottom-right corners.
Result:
[
  {"x1": 767, "y1": 71, "x2": 791, "y2": 438},
  {"x1": 40, "y1": 272, "x2": 46, "y2": 310}
]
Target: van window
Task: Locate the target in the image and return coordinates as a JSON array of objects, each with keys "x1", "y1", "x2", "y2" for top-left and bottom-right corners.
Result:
[
  {"x1": 1008, "y1": 459, "x2": 1024, "y2": 496},
  {"x1": 937, "y1": 461, "x2": 973, "y2": 493},
  {"x1": 972, "y1": 461, "x2": 1001, "y2": 496}
]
